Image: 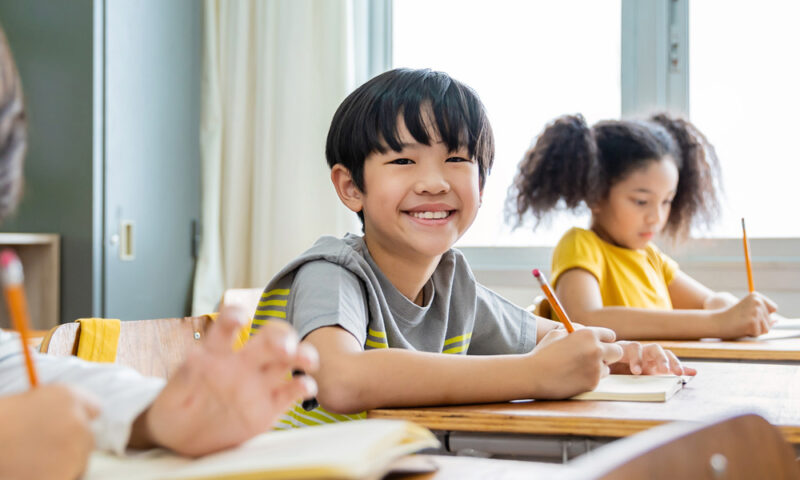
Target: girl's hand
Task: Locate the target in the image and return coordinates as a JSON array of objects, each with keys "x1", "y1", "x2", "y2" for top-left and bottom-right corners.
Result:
[
  {"x1": 713, "y1": 292, "x2": 777, "y2": 339},
  {"x1": 612, "y1": 341, "x2": 696, "y2": 376},
  {"x1": 528, "y1": 327, "x2": 623, "y2": 399}
]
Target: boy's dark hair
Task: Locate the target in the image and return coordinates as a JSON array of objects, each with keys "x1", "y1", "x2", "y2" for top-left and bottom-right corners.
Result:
[
  {"x1": 508, "y1": 113, "x2": 720, "y2": 240},
  {"x1": 0, "y1": 27, "x2": 26, "y2": 222},
  {"x1": 326, "y1": 68, "x2": 494, "y2": 224}
]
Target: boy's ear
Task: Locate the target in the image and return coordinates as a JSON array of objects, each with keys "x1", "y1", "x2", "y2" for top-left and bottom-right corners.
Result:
[{"x1": 330, "y1": 164, "x2": 364, "y2": 214}]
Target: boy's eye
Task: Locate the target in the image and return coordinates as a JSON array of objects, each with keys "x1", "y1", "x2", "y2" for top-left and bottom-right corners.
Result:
[
  {"x1": 389, "y1": 158, "x2": 414, "y2": 165},
  {"x1": 633, "y1": 199, "x2": 648, "y2": 206},
  {"x1": 446, "y1": 156, "x2": 472, "y2": 163}
]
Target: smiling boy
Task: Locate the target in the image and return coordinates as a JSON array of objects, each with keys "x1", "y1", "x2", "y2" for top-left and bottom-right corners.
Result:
[{"x1": 256, "y1": 68, "x2": 693, "y2": 428}]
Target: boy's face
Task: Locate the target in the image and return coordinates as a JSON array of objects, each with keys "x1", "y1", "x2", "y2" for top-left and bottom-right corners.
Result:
[{"x1": 358, "y1": 117, "x2": 481, "y2": 262}]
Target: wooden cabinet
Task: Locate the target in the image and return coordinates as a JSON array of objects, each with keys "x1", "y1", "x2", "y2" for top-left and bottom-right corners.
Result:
[{"x1": 0, "y1": 233, "x2": 59, "y2": 330}]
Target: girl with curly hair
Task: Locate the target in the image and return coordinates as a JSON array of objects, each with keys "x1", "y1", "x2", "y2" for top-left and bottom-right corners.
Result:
[{"x1": 509, "y1": 113, "x2": 778, "y2": 340}]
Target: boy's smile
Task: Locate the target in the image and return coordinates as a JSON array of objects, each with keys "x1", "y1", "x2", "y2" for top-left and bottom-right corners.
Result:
[{"x1": 405, "y1": 203, "x2": 456, "y2": 224}]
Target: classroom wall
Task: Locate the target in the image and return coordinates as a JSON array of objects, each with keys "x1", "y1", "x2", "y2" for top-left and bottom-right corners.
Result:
[
  {"x1": 0, "y1": 0, "x2": 202, "y2": 323},
  {"x1": 0, "y1": 0, "x2": 96, "y2": 324}
]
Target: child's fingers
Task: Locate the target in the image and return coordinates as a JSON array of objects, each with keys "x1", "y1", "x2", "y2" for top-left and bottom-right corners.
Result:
[
  {"x1": 242, "y1": 321, "x2": 299, "y2": 368},
  {"x1": 291, "y1": 343, "x2": 319, "y2": 374},
  {"x1": 759, "y1": 315, "x2": 771, "y2": 336},
  {"x1": 601, "y1": 342, "x2": 623, "y2": 365},
  {"x1": 665, "y1": 350, "x2": 685, "y2": 376},
  {"x1": 205, "y1": 305, "x2": 248, "y2": 354},
  {"x1": 271, "y1": 376, "x2": 318, "y2": 408},
  {"x1": 758, "y1": 293, "x2": 778, "y2": 313},
  {"x1": 538, "y1": 328, "x2": 568, "y2": 348},
  {"x1": 768, "y1": 313, "x2": 780, "y2": 326},
  {"x1": 621, "y1": 341, "x2": 643, "y2": 375},
  {"x1": 642, "y1": 344, "x2": 670, "y2": 374},
  {"x1": 589, "y1": 326, "x2": 617, "y2": 344}
]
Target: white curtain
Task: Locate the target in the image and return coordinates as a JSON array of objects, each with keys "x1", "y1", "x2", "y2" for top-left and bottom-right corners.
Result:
[{"x1": 192, "y1": 0, "x2": 361, "y2": 314}]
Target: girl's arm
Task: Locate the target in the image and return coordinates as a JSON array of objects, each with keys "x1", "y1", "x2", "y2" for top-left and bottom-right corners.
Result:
[
  {"x1": 555, "y1": 268, "x2": 775, "y2": 340},
  {"x1": 667, "y1": 270, "x2": 739, "y2": 310}
]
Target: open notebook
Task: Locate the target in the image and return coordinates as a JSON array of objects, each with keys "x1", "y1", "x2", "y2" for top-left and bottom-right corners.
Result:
[
  {"x1": 571, "y1": 374, "x2": 691, "y2": 402},
  {"x1": 85, "y1": 419, "x2": 439, "y2": 480},
  {"x1": 753, "y1": 328, "x2": 800, "y2": 341},
  {"x1": 770, "y1": 317, "x2": 800, "y2": 330}
]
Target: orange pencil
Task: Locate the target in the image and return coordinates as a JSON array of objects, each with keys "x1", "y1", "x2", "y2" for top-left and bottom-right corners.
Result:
[
  {"x1": 1, "y1": 249, "x2": 38, "y2": 387},
  {"x1": 532, "y1": 268, "x2": 574, "y2": 333},
  {"x1": 741, "y1": 218, "x2": 755, "y2": 293}
]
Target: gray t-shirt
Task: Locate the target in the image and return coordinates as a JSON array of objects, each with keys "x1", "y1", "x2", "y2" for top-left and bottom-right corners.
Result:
[
  {"x1": 256, "y1": 234, "x2": 537, "y2": 356},
  {"x1": 258, "y1": 234, "x2": 539, "y2": 428}
]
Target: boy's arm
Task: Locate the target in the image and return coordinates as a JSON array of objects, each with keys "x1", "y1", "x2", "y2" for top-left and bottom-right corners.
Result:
[
  {"x1": 304, "y1": 325, "x2": 625, "y2": 413},
  {"x1": 555, "y1": 268, "x2": 775, "y2": 340}
]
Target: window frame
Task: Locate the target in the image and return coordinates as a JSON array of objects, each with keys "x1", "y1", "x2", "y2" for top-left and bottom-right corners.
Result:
[{"x1": 387, "y1": 0, "x2": 800, "y2": 316}]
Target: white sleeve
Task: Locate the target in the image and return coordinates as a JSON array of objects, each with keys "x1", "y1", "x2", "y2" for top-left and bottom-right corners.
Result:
[{"x1": 0, "y1": 335, "x2": 165, "y2": 454}]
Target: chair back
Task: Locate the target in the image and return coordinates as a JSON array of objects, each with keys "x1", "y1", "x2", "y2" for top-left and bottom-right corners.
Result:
[
  {"x1": 532, "y1": 295, "x2": 552, "y2": 319},
  {"x1": 40, "y1": 315, "x2": 214, "y2": 379},
  {"x1": 564, "y1": 413, "x2": 800, "y2": 480}
]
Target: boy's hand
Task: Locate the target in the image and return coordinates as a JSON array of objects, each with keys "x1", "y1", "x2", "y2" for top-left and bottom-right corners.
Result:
[
  {"x1": 528, "y1": 327, "x2": 623, "y2": 399},
  {"x1": 713, "y1": 292, "x2": 777, "y2": 339},
  {"x1": 0, "y1": 384, "x2": 100, "y2": 480},
  {"x1": 132, "y1": 306, "x2": 318, "y2": 457},
  {"x1": 611, "y1": 341, "x2": 697, "y2": 376}
]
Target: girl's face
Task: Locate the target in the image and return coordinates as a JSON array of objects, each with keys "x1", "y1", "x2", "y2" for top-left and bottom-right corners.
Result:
[{"x1": 591, "y1": 157, "x2": 679, "y2": 249}]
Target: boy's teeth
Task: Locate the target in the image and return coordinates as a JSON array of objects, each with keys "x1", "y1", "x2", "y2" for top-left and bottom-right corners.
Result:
[{"x1": 411, "y1": 211, "x2": 449, "y2": 219}]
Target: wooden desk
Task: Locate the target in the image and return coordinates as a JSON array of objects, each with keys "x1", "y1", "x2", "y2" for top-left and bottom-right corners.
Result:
[
  {"x1": 370, "y1": 362, "x2": 800, "y2": 458},
  {"x1": 654, "y1": 331, "x2": 800, "y2": 363}
]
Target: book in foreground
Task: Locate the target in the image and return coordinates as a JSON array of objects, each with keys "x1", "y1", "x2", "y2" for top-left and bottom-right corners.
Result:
[
  {"x1": 85, "y1": 419, "x2": 439, "y2": 480},
  {"x1": 571, "y1": 374, "x2": 691, "y2": 402}
]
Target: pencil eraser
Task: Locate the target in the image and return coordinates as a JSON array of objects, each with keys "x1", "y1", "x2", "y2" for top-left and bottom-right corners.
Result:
[
  {"x1": 532, "y1": 268, "x2": 541, "y2": 278},
  {"x1": 0, "y1": 249, "x2": 18, "y2": 269}
]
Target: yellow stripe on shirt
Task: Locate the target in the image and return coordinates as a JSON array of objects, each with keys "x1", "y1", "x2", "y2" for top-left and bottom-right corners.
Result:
[
  {"x1": 443, "y1": 332, "x2": 472, "y2": 346},
  {"x1": 255, "y1": 309, "x2": 286, "y2": 318},
  {"x1": 365, "y1": 339, "x2": 388, "y2": 349},
  {"x1": 262, "y1": 289, "x2": 290, "y2": 298},
  {"x1": 368, "y1": 328, "x2": 386, "y2": 338},
  {"x1": 259, "y1": 299, "x2": 287, "y2": 307},
  {"x1": 443, "y1": 343, "x2": 469, "y2": 354}
]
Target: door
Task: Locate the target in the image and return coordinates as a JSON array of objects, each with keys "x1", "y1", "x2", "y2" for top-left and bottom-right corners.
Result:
[{"x1": 103, "y1": 0, "x2": 202, "y2": 319}]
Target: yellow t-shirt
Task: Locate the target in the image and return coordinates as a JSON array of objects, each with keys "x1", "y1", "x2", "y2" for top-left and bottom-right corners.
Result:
[{"x1": 550, "y1": 227, "x2": 679, "y2": 310}]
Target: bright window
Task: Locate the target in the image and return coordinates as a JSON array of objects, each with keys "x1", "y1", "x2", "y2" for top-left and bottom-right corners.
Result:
[
  {"x1": 393, "y1": 0, "x2": 621, "y2": 246},
  {"x1": 690, "y1": 1, "x2": 800, "y2": 238}
]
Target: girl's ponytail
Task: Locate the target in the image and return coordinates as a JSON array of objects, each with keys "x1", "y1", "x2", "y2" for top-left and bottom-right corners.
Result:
[
  {"x1": 508, "y1": 114, "x2": 599, "y2": 228},
  {"x1": 649, "y1": 113, "x2": 721, "y2": 238}
]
